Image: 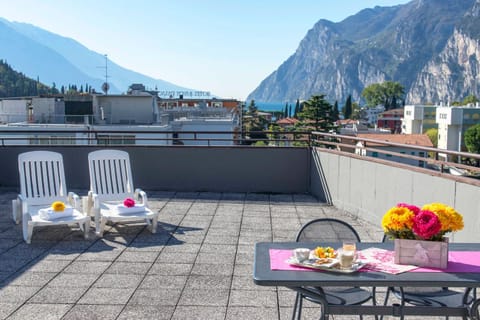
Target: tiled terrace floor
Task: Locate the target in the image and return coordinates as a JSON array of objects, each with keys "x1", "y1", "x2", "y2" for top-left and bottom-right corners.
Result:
[{"x1": 0, "y1": 190, "x2": 459, "y2": 319}]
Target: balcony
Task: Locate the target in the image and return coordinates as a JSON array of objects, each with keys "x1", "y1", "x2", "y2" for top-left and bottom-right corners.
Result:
[{"x1": 0, "y1": 132, "x2": 479, "y2": 319}]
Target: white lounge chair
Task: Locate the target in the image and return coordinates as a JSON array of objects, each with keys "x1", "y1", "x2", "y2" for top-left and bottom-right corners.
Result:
[
  {"x1": 87, "y1": 149, "x2": 158, "y2": 236},
  {"x1": 17, "y1": 151, "x2": 90, "y2": 243}
]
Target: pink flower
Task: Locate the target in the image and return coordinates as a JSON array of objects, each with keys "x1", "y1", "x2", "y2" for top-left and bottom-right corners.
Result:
[
  {"x1": 397, "y1": 203, "x2": 420, "y2": 215},
  {"x1": 412, "y1": 210, "x2": 442, "y2": 240},
  {"x1": 123, "y1": 198, "x2": 135, "y2": 208}
]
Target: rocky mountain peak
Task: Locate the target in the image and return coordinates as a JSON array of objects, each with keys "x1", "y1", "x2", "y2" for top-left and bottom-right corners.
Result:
[{"x1": 247, "y1": 0, "x2": 479, "y2": 105}]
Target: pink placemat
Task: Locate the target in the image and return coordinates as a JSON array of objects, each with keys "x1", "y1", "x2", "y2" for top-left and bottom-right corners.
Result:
[{"x1": 270, "y1": 248, "x2": 480, "y2": 274}]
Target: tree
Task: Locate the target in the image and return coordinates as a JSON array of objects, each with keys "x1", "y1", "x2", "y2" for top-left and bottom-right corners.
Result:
[
  {"x1": 296, "y1": 94, "x2": 336, "y2": 132},
  {"x1": 344, "y1": 95, "x2": 352, "y2": 119},
  {"x1": 362, "y1": 81, "x2": 405, "y2": 110},
  {"x1": 463, "y1": 95, "x2": 479, "y2": 105},
  {"x1": 284, "y1": 103, "x2": 288, "y2": 118},
  {"x1": 425, "y1": 128, "x2": 438, "y2": 148},
  {"x1": 294, "y1": 99, "x2": 300, "y2": 118},
  {"x1": 243, "y1": 100, "x2": 268, "y2": 144},
  {"x1": 351, "y1": 102, "x2": 361, "y2": 120},
  {"x1": 465, "y1": 124, "x2": 480, "y2": 154},
  {"x1": 332, "y1": 101, "x2": 339, "y2": 122}
]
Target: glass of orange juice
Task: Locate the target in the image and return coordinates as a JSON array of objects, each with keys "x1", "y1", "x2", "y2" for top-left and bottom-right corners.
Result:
[{"x1": 342, "y1": 241, "x2": 356, "y2": 252}]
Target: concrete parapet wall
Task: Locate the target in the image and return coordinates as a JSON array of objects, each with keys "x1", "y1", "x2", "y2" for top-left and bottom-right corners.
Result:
[
  {"x1": 310, "y1": 147, "x2": 480, "y2": 243},
  {"x1": 0, "y1": 146, "x2": 310, "y2": 194}
]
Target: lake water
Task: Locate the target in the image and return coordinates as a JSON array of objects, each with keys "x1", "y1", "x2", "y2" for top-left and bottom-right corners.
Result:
[{"x1": 254, "y1": 101, "x2": 292, "y2": 112}]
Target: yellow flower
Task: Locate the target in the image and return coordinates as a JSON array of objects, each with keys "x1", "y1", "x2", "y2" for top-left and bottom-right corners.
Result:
[
  {"x1": 381, "y1": 206, "x2": 415, "y2": 232},
  {"x1": 52, "y1": 201, "x2": 66, "y2": 212},
  {"x1": 422, "y1": 203, "x2": 464, "y2": 232}
]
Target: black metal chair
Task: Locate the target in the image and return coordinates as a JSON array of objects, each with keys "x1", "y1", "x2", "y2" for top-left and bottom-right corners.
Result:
[
  {"x1": 381, "y1": 235, "x2": 476, "y2": 320},
  {"x1": 292, "y1": 218, "x2": 377, "y2": 320}
]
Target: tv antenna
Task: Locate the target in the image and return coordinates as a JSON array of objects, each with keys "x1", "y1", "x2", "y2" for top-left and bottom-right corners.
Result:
[{"x1": 97, "y1": 54, "x2": 110, "y2": 95}]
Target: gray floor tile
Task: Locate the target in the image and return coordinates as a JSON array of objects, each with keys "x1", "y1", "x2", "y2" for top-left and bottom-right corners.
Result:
[
  {"x1": 7, "y1": 303, "x2": 72, "y2": 320},
  {"x1": 78, "y1": 287, "x2": 136, "y2": 305},
  {"x1": 117, "y1": 305, "x2": 175, "y2": 320},
  {"x1": 62, "y1": 304, "x2": 124, "y2": 320},
  {"x1": 178, "y1": 289, "x2": 229, "y2": 306},
  {"x1": 129, "y1": 288, "x2": 182, "y2": 306},
  {"x1": 148, "y1": 262, "x2": 192, "y2": 275},
  {"x1": 93, "y1": 274, "x2": 144, "y2": 288},
  {"x1": 29, "y1": 285, "x2": 88, "y2": 303},
  {"x1": 172, "y1": 306, "x2": 226, "y2": 320}
]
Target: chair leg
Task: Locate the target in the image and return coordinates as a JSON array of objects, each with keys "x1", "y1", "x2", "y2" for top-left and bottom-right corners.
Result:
[
  {"x1": 292, "y1": 292, "x2": 301, "y2": 320},
  {"x1": 379, "y1": 287, "x2": 392, "y2": 320},
  {"x1": 470, "y1": 298, "x2": 480, "y2": 320}
]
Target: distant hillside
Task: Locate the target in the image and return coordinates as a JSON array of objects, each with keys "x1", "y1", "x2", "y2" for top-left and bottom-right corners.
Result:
[
  {"x1": 0, "y1": 60, "x2": 57, "y2": 97},
  {"x1": 0, "y1": 17, "x2": 191, "y2": 94},
  {"x1": 247, "y1": 0, "x2": 480, "y2": 105}
]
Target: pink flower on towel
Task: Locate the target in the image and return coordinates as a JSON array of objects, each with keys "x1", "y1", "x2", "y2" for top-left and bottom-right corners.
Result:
[{"x1": 123, "y1": 198, "x2": 135, "y2": 208}]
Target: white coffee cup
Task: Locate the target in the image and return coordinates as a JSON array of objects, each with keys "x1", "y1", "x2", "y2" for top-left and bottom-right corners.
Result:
[{"x1": 293, "y1": 248, "x2": 310, "y2": 262}]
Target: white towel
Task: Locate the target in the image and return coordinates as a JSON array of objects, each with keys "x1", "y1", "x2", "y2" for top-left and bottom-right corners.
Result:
[
  {"x1": 115, "y1": 204, "x2": 146, "y2": 214},
  {"x1": 39, "y1": 207, "x2": 74, "y2": 220}
]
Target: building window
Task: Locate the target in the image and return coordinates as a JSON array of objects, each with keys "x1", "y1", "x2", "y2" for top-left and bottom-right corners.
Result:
[
  {"x1": 439, "y1": 113, "x2": 447, "y2": 119},
  {"x1": 372, "y1": 152, "x2": 378, "y2": 157}
]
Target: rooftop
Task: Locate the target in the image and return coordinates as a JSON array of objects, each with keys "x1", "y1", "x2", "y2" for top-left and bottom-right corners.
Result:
[{"x1": 0, "y1": 189, "x2": 453, "y2": 320}]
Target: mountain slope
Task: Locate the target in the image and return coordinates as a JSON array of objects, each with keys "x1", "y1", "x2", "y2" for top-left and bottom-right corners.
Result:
[
  {"x1": 247, "y1": 0, "x2": 480, "y2": 105},
  {"x1": 0, "y1": 18, "x2": 190, "y2": 94},
  {"x1": 0, "y1": 19, "x2": 107, "y2": 92}
]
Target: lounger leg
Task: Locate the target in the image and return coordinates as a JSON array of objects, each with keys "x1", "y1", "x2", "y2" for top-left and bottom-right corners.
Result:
[
  {"x1": 150, "y1": 215, "x2": 158, "y2": 234},
  {"x1": 12, "y1": 199, "x2": 21, "y2": 224},
  {"x1": 96, "y1": 217, "x2": 107, "y2": 236},
  {"x1": 82, "y1": 220, "x2": 89, "y2": 239},
  {"x1": 23, "y1": 219, "x2": 33, "y2": 244}
]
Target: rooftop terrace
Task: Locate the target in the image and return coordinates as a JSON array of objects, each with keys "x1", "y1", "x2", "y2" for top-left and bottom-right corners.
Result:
[
  {"x1": 0, "y1": 132, "x2": 479, "y2": 319},
  {"x1": 1, "y1": 189, "x2": 470, "y2": 320}
]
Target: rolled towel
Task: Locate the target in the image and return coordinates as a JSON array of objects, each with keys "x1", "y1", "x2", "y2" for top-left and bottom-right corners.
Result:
[
  {"x1": 39, "y1": 207, "x2": 74, "y2": 220},
  {"x1": 115, "y1": 204, "x2": 145, "y2": 214}
]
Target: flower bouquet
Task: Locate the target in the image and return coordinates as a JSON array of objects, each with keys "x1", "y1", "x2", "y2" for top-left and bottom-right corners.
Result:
[{"x1": 382, "y1": 203, "x2": 463, "y2": 268}]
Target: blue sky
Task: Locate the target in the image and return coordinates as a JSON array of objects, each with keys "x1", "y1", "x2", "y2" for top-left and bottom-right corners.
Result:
[{"x1": 0, "y1": 0, "x2": 410, "y2": 100}]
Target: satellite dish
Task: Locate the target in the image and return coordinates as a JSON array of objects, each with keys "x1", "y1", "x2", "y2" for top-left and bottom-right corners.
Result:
[{"x1": 102, "y1": 82, "x2": 110, "y2": 94}]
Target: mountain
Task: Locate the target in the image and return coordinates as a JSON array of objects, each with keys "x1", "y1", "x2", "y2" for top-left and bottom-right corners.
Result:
[
  {"x1": 0, "y1": 18, "x2": 190, "y2": 94},
  {"x1": 247, "y1": 0, "x2": 480, "y2": 105}
]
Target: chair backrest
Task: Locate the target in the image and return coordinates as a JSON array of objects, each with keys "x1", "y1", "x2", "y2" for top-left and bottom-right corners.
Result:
[
  {"x1": 88, "y1": 149, "x2": 135, "y2": 201},
  {"x1": 296, "y1": 218, "x2": 361, "y2": 242},
  {"x1": 18, "y1": 151, "x2": 68, "y2": 206}
]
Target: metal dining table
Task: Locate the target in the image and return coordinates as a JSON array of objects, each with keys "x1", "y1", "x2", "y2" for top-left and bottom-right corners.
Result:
[{"x1": 253, "y1": 241, "x2": 480, "y2": 319}]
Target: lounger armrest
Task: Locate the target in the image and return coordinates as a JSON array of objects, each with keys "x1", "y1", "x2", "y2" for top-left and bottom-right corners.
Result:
[
  {"x1": 134, "y1": 188, "x2": 149, "y2": 207},
  {"x1": 68, "y1": 192, "x2": 81, "y2": 211},
  {"x1": 89, "y1": 191, "x2": 100, "y2": 208}
]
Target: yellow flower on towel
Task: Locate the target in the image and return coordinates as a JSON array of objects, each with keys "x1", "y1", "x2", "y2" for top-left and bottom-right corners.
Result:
[{"x1": 52, "y1": 201, "x2": 66, "y2": 212}]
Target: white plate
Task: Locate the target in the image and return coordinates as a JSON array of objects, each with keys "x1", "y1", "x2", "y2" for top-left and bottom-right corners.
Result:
[{"x1": 286, "y1": 256, "x2": 367, "y2": 273}]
